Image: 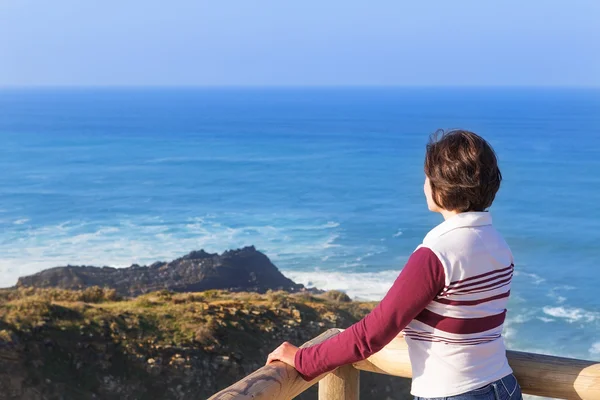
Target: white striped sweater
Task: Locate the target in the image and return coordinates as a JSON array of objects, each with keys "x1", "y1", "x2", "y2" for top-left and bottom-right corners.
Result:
[{"x1": 405, "y1": 211, "x2": 514, "y2": 397}]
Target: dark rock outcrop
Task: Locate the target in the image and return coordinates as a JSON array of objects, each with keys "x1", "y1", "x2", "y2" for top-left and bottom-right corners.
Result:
[{"x1": 16, "y1": 246, "x2": 303, "y2": 296}]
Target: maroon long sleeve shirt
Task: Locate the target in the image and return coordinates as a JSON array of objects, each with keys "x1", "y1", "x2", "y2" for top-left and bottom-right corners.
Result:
[{"x1": 294, "y1": 246, "x2": 445, "y2": 381}]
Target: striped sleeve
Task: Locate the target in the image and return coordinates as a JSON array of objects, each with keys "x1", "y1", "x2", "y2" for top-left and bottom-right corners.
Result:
[{"x1": 294, "y1": 247, "x2": 445, "y2": 381}]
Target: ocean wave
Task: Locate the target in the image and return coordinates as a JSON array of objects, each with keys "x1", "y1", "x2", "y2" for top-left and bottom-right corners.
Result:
[
  {"x1": 590, "y1": 342, "x2": 600, "y2": 356},
  {"x1": 392, "y1": 229, "x2": 403, "y2": 237},
  {"x1": 13, "y1": 218, "x2": 30, "y2": 225},
  {"x1": 537, "y1": 317, "x2": 555, "y2": 323},
  {"x1": 281, "y1": 269, "x2": 399, "y2": 301},
  {"x1": 509, "y1": 293, "x2": 527, "y2": 304},
  {"x1": 547, "y1": 286, "x2": 571, "y2": 304},
  {"x1": 542, "y1": 306, "x2": 599, "y2": 323},
  {"x1": 514, "y1": 271, "x2": 545, "y2": 285},
  {"x1": 355, "y1": 252, "x2": 379, "y2": 262},
  {"x1": 506, "y1": 309, "x2": 538, "y2": 324},
  {"x1": 339, "y1": 261, "x2": 365, "y2": 269}
]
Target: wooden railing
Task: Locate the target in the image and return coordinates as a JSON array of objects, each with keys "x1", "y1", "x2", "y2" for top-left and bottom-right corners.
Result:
[{"x1": 208, "y1": 328, "x2": 600, "y2": 400}]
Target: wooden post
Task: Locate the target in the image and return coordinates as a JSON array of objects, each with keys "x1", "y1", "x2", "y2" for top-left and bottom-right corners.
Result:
[{"x1": 318, "y1": 364, "x2": 360, "y2": 400}]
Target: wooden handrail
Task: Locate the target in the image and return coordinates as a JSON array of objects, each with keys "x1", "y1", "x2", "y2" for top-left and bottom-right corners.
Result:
[
  {"x1": 354, "y1": 331, "x2": 600, "y2": 399},
  {"x1": 210, "y1": 328, "x2": 600, "y2": 400}
]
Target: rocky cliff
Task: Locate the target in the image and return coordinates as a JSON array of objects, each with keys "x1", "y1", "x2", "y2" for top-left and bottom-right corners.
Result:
[
  {"x1": 16, "y1": 246, "x2": 303, "y2": 297},
  {"x1": 0, "y1": 288, "x2": 411, "y2": 400}
]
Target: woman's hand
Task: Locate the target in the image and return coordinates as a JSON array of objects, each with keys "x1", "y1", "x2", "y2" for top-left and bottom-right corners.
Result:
[{"x1": 266, "y1": 341, "x2": 299, "y2": 367}]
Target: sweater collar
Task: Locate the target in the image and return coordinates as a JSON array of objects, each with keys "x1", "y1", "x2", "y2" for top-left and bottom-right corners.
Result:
[{"x1": 423, "y1": 212, "x2": 492, "y2": 243}]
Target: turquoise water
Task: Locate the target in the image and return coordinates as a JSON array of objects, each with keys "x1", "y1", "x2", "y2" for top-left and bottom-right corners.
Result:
[{"x1": 0, "y1": 87, "x2": 599, "y2": 361}]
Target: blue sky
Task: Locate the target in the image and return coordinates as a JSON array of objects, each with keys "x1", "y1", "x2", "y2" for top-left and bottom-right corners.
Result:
[{"x1": 0, "y1": 0, "x2": 598, "y2": 87}]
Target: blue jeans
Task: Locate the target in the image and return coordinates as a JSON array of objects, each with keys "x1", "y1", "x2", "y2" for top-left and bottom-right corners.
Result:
[{"x1": 414, "y1": 374, "x2": 523, "y2": 400}]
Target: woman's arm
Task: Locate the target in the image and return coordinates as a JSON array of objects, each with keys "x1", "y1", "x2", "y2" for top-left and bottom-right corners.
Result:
[{"x1": 291, "y1": 246, "x2": 445, "y2": 381}]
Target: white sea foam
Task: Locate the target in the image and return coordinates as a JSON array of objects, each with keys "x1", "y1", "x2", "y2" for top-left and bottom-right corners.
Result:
[
  {"x1": 542, "y1": 306, "x2": 599, "y2": 323},
  {"x1": 514, "y1": 271, "x2": 545, "y2": 285},
  {"x1": 590, "y1": 342, "x2": 600, "y2": 356},
  {"x1": 546, "y1": 286, "x2": 571, "y2": 305},
  {"x1": 281, "y1": 269, "x2": 399, "y2": 301},
  {"x1": 502, "y1": 319, "x2": 517, "y2": 344},
  {"x1": 339, "y1": 262, "x2": 365, "y2": 269},
  {"x1": 537, "y1": 317, "x2": 555, "y2": 323},
  {"x1": 13, "y1": 218, "x2": 30, "y2": 225},
  {"x1": 509, "y1": 311, "x2": 537, "y2": 324},
  {"x1": 355, "y1": 252, "x2": 377, "y2": 262},
  {"x1": 392, "y1": 229, "x2": 403, "y2": 237}
]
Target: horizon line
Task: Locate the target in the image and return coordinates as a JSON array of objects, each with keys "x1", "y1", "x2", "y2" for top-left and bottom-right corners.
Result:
[{"x1": 1, "y1": 84, "x2": 600, "y2": 90}]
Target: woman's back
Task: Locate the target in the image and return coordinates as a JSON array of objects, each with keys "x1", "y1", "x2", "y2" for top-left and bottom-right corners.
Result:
[{"x1": 404, "y1": 211, "x2": 514, "y2": 397}]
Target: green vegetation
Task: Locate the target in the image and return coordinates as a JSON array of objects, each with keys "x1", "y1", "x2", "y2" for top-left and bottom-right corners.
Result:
[{"x1": 0, "y1": 287, "x2": 380, "y2": 399}]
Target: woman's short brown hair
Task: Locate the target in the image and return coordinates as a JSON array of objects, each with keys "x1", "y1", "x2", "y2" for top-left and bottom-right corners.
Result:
[{"x1": 424, "y1": 129, "x2": 502, "y2": 212}]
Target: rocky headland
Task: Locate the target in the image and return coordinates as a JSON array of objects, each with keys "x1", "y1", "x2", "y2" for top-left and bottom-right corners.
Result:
[{"x1": 16, "y1": 246, "x2": 303, "y2": 297}]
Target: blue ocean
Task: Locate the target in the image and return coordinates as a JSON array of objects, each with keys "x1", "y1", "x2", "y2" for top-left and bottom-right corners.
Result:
[{"x1": 0, "y1": 88, "x2": 598, "y2": 362}]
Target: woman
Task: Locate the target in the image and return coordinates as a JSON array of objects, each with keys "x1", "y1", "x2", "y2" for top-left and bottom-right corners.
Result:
[{"x1": 266, "y1": 130, "x2": 523, "y2": 400}]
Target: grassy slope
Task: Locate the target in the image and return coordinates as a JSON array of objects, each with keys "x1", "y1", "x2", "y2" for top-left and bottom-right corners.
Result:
[{"x1": 0, "y1": 287, "x2": 411, "y2": 399}]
